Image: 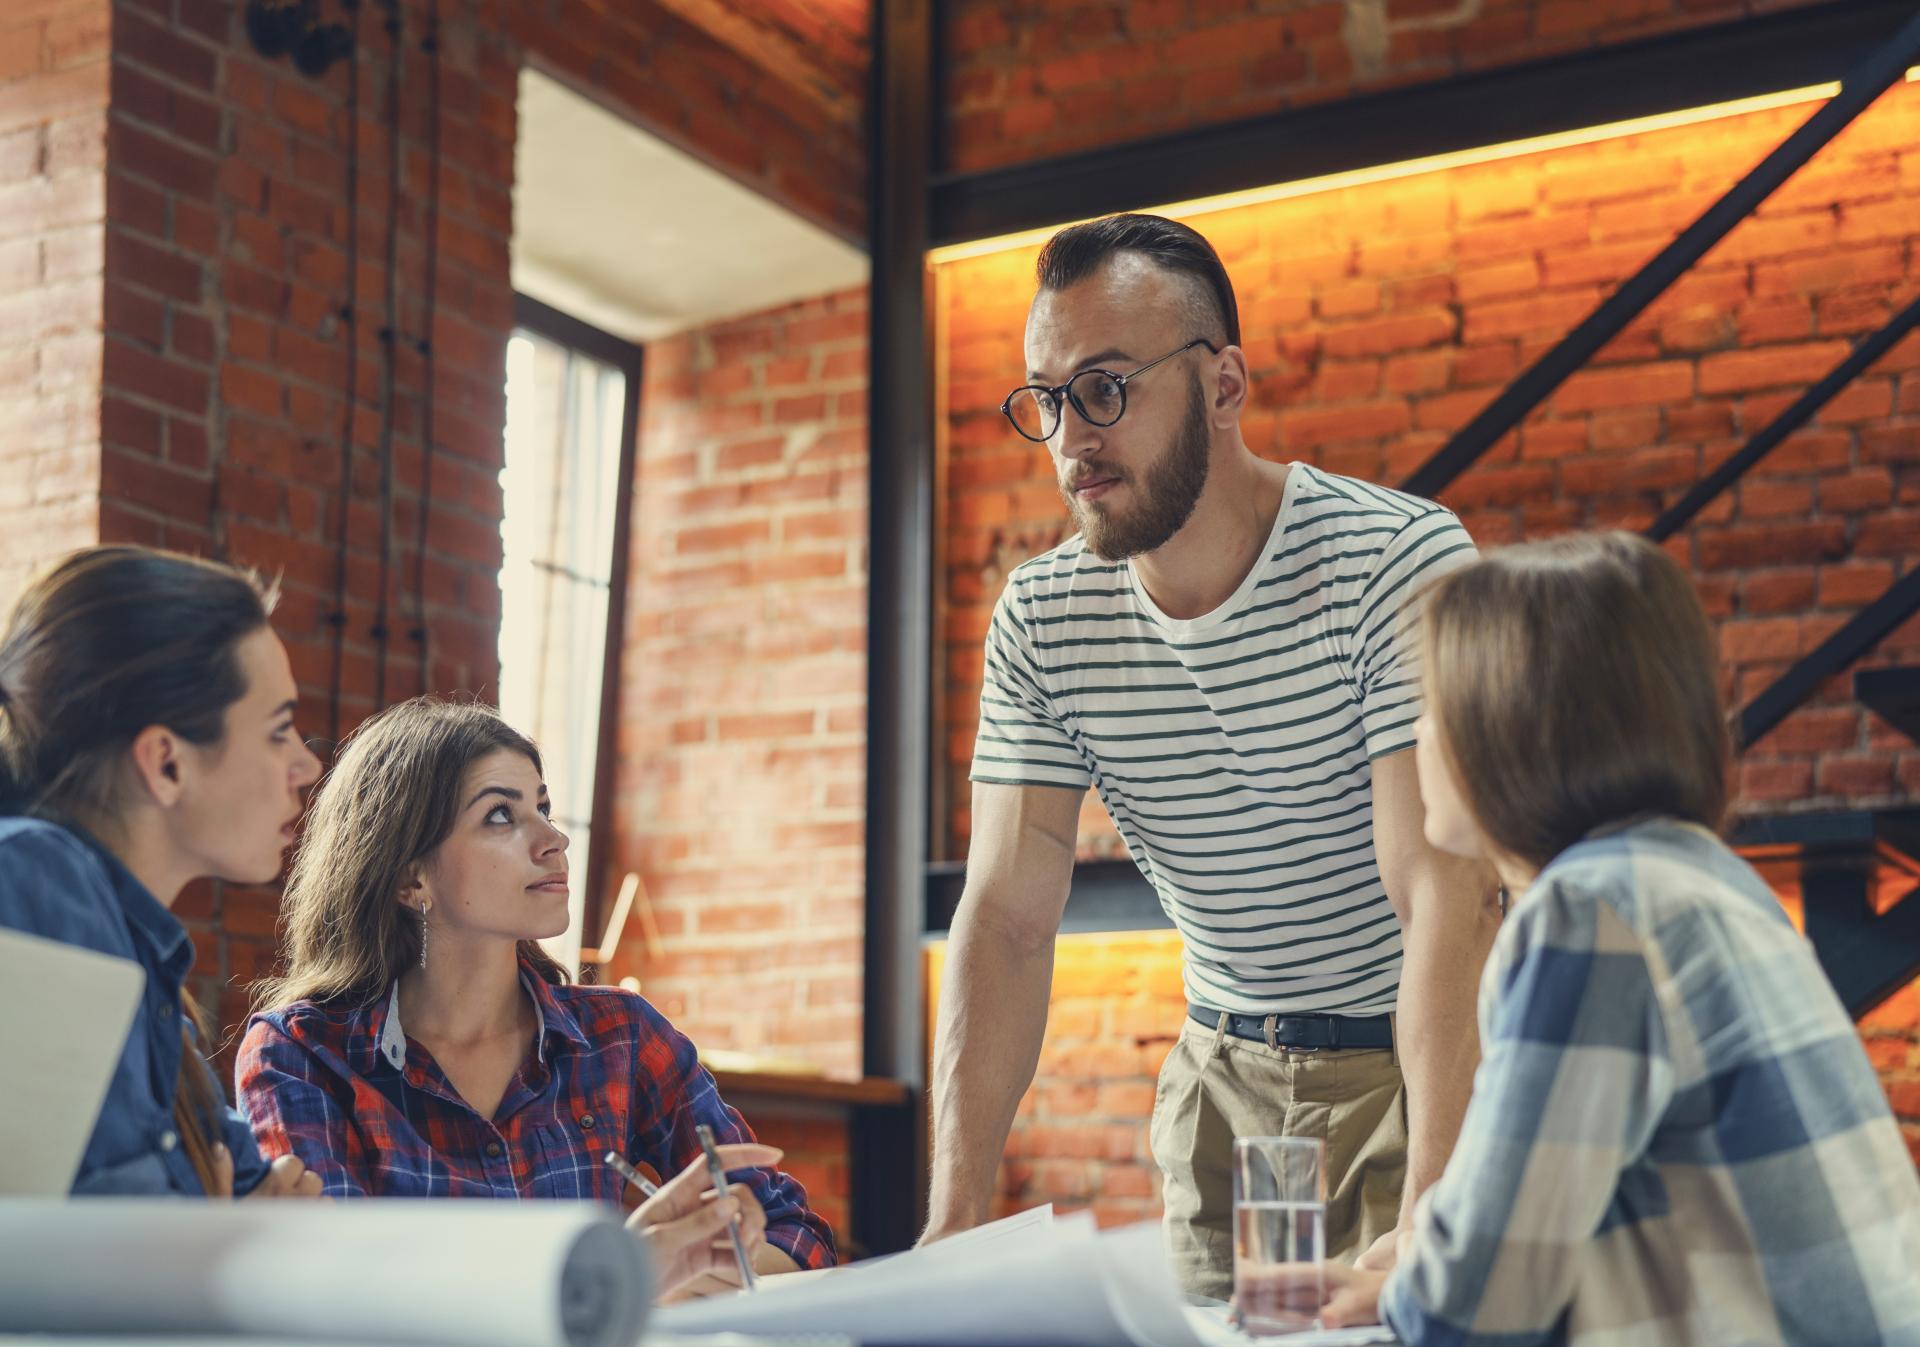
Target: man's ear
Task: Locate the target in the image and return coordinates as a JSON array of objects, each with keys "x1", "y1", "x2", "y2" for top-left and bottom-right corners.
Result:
[
  {"x1": 1211, "y1": 344, "x2": 1250, "y2": 425},
  {"x1": 128, "y1": 725, "x2": 186, "y2": 807}
]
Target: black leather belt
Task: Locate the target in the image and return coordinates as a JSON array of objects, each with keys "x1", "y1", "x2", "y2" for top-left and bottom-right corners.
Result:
[{"x1": 1188, "y1": 1003, "x2": 1394, "y2": 1051}]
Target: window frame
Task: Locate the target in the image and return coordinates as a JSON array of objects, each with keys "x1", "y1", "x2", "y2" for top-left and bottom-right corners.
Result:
[{"x1": 508, "y1": 293, "x2": 643, "y2": 964}]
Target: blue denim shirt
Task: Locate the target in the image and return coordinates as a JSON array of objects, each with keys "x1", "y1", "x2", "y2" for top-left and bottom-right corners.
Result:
[{"x1": 0, "y1": 815, "x2": 268, "y2": 1195}]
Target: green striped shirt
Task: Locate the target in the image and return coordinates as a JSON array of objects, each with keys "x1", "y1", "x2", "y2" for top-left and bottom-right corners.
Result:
[{"x1": 971, "y1": 464, "x2": 1477, "y2": 1015}]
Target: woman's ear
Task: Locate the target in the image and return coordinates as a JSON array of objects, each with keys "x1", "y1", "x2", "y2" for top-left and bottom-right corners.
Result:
[
  {"x1": 128, "y1": 725, "x2": 186, "y2": 807},
  {"x1": 396, "y1": 868, "x2": 428, "y2": 913}
]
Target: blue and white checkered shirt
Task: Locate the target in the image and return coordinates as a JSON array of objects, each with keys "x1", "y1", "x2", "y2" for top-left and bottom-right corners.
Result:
[{"x1": 1381, "y1": 817, "x2": 1920, "y2": 1346}]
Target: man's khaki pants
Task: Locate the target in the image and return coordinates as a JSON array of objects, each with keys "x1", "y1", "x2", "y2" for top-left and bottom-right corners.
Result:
[{"x1": 1148, "y1": 1013, "x2": 1408, "y2": 1301}]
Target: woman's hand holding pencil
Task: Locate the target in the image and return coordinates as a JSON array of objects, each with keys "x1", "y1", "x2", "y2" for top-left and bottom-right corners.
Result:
[{"x1": 611, "y1": 1142, "x2": 780, "y2": 1302}]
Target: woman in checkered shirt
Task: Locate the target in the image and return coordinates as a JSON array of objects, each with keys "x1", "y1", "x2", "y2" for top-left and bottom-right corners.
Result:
[
  {"x1": 237, "y1": 697, "x2": 835, "y2": 1299},
  {"x1": 1311, "y1": 532, "x2": 1920, "y2": 1345}
]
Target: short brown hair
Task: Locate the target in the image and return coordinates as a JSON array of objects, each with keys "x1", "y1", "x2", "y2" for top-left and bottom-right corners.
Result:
[
  {"x1": 1419, "y1": 532, "x2": 1730, "y2": 871},
  {"x1": 1036, "y1": 214, "x2": 1240, "y2": 348}
]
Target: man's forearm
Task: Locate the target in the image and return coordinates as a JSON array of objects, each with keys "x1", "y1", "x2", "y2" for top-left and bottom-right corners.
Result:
[
  {"x1": 925, "y1": 904, "x2": 1056, "y2": 1236},
  {"x1": 1393, "y1": 873, "x2": 1500, "y2": 1215}
]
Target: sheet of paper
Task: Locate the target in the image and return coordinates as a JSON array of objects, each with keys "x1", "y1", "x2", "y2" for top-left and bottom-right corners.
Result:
[
  {"x1": 657, "y1": 1215, "x2": 1208, "y2": 1347},
  {"x1": 0, "y1": 927, "x2": 145, "y2": 1197},
  {"x1": 748, "y1": 1205, "x2": 1061, "y2": 1296},
  {"x1": 929, "y1": 1202, "x2": 1053, "y2": 1256},
  {"x1": 1182, "y1": 1306, "x2": 1398, "y2": 1347},
  {"x1": 0, "y1": 1201, "x2": 651, "y2": 1347}
]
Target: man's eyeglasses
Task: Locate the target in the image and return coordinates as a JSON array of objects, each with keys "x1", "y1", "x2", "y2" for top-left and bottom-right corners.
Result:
[{"x1": 1001, "y1": 338, "x2": 1219, "y2": 444}]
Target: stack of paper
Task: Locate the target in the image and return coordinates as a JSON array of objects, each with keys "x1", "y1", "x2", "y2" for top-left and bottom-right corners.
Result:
[{"x1": 656, "y1": 1210, "x2": 1397, "y2": 1347}]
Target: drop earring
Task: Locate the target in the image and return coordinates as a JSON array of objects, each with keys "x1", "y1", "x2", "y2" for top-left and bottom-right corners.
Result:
[{"x1": 417, "y1": 897, "x2": 431, "y2": 970}]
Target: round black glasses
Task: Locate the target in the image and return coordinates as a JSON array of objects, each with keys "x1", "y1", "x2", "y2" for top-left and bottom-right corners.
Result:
[{"x1": 1000, "y1": 338, "x2": 1219, "y2": 444}]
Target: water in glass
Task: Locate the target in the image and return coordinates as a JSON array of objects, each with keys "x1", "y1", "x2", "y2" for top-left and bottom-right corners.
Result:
[{"x1": 1233, "y1": 1198, "x2": 1326, "y2": 1333}]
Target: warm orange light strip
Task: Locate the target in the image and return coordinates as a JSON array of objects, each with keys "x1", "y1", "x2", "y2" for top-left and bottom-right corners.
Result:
[{"x1": 929, "y1": 69, "x2": 1920, "y2": 266}]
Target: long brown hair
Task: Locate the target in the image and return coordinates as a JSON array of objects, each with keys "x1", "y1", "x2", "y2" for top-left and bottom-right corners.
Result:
[
  {"x1": 0, "y1": 544, "x2": 278, "y2": 1194},
  {"x1": 254, "y1": 697, "x2": 568, "y2": 1012},
  {"x1": 1419, "y1": 531, "x2": 1731, "y2": 873}
]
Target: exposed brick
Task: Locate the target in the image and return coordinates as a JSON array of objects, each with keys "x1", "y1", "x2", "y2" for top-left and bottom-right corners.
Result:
[
  {"x1": 1320, "y1": 310, "x2": 1455, "y2": 358},
  {"x1": 1698, "y1": 340, "x2": 1851, "y2": 395},
  {"x1": 1554, "y1": 361, "x2": 1694, "y2": 412}
]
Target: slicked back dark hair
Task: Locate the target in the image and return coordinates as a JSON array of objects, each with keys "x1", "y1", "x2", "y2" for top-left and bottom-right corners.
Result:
[{"x1": 1035, "y1": 214, "x2": 1240, "y2": 348}]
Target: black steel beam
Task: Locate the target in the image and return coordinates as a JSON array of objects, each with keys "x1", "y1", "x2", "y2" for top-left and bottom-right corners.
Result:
[
  {"x1": 859, "y1": 0, "x2": 934, "y2": 1257},
  {"x1": 925, "y1": 858, "x2": 1170, "y2": 935},
  {"x1": 1738, "y1": 569, "x2": 1920, "y2": 750},
  {"x1": 1647, "y1": 293, "x2": 1920, "y2": 541},
  {"x1": 1803, "y1": 865, "x2": 1920, "y2": 1019},
  {"x1": 923, "y1": 809, "x2": 1920, "y2": 937},
  {"x1": 1732, "y1": 807, "x2": 1891, "y2": 854},
  {"x1": 1401, "y1": 3, "x2": 1920, "y2": 500},
  {"x1": 930, "y1": 0, "x2": 1920, "y2": 246},
  {"x1": 1856, "y1": 667, "x2": 1920, "y2": 745}
]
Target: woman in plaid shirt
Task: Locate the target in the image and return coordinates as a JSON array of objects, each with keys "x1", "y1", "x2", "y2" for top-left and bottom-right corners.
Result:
[
  {"x1": 1312, "y1": 533, "x2": 1920, "y2": 1344},
  {"x1": 237, "y1": 698, "x2": 835, "y2": 1298}
]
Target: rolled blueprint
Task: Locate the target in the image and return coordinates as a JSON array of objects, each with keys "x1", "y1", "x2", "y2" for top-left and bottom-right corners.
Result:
[{"x1": 0, "y1": 1199, "x2": 652, "y2": 1347}]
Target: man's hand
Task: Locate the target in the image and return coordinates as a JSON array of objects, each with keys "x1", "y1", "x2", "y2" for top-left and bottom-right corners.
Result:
[
  {"x1": 627, "y1": 1143, "x2": 778, "y2": 1300},
  {"x1": 212, "y1": 1146, "x2": 325, "y2": 1199},
  {"x1": 1352, "y1": 1228, "x2": 1397, "y2": 1272},
  {"x1": 1351, "y1": 1223, "x2": 1415, "y2": 1272},
  {"x1": 1320, "y1": 1262, "x2": 1391, "y2": 1330}
]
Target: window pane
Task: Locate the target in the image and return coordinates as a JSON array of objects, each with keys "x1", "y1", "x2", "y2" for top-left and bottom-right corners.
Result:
[{"x1": 499, "y1": 327, "x2": 628, "y2": 974}]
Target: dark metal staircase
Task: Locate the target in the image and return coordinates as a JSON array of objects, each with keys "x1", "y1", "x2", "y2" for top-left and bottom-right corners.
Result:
[
  {"x1": 1388, "y1": 8, "x2": 1920, "y2": 1021},
  {"x1": 1734, "y1": 808, "x2": 1920, "y2": 1018}
]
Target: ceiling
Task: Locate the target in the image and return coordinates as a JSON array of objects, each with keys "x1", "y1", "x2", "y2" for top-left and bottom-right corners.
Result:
[{"x1": 511, "y1": 68, "x2": 868, "y2": 343}]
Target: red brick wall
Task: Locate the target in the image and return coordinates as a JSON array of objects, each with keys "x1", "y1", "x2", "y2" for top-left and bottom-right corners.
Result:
[
  {"x1": 603, "y1": 288, "x2": 870, "y2": 1080},
  {"x1": 48, "y1": 0, "x2": 871, "y2": 1059},
  {"x1": 0, "y1": 0, "x2": 109, "y2": 604},
  {"x1": 943, "y1": 0, "x2": 1830, "y2": 174},
  {"x1": 94, "y1": 0, "x2": 520, "y2": 1037},
  {"x1": 932, "y1": 78, "x2": 1920, "y2": 1208}
]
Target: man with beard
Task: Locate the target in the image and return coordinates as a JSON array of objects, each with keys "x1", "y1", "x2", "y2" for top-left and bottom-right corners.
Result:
[{"x1": 923, "y1": 214, "x2": 1500, "y2": 1298}]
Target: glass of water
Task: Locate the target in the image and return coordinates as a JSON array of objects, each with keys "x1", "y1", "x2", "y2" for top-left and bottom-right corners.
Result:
[{"x1": 1232, "y1": 1135, "x2": 1326, "y2": 1335}]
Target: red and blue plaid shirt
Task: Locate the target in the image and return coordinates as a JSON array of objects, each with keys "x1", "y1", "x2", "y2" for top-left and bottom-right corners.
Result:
[{"x1": 235, "y1": 959, "x2": 835, "y2": 1271}]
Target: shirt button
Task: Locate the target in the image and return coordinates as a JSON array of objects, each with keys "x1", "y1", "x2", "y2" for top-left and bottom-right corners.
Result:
[
  {"x1": 578, "y1": 1113, "x2": 596, "y2": 1130},
  {"x1": 485, "y1": 1141, "x2": 504, "y2": 1159},
  {"x1": 158, "y1": 1130, "x2": 178, "y2": 1152}
]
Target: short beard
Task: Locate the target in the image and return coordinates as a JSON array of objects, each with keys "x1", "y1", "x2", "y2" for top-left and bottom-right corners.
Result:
[{"x1": 1067, "y1": 376, "x2": 1211, "y2": 562}]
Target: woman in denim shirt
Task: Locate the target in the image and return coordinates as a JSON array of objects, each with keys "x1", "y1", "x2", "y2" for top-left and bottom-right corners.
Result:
[{"x1": 0, "y1": 545, "x2": 324, "y2": 1196}]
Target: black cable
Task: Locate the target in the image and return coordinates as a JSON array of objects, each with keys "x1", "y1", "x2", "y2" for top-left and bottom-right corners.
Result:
[
  {"x1": 371, "y1": 0, "x2": 402, "y2": 713},
  {"x1": 324, "y1": 0, "x2": 363, "y2": 752},
  {"x1": 411, "y1": 0, "x2": 441, "y2": 699}
]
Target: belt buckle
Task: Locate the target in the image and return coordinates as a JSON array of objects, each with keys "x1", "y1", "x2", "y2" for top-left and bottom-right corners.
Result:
[{"x1": 1262, "y1": 1014, "x2": 1320, "y2": 1054}]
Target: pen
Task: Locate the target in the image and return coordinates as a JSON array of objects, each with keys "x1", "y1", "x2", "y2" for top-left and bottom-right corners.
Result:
[
  {"x1": 603, "y1": 1150, "x2": 660, "y2": 1198},
  {"x1": 695, "y1": 1123, "x2": 758, "y2": 1292}
]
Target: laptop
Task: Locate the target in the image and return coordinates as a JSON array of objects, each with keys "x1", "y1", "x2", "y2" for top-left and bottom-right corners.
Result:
[{"x1": 0, "y1": 926, "x2": 146, "y2": 1196}]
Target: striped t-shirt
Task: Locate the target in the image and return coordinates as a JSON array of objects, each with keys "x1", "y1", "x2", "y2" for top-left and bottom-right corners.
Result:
[{"x1": 971, "y1": 463, "x2": 1477, "y2": 1016}]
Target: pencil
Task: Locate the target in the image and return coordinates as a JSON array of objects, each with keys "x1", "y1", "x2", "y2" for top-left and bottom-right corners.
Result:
[
  {"x1": 602, "y1": 1150, "x2": 661, "y2": 1198},
  {"x1": 695, "y1": 1123, "x2": 759, "y2": 1292}
]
